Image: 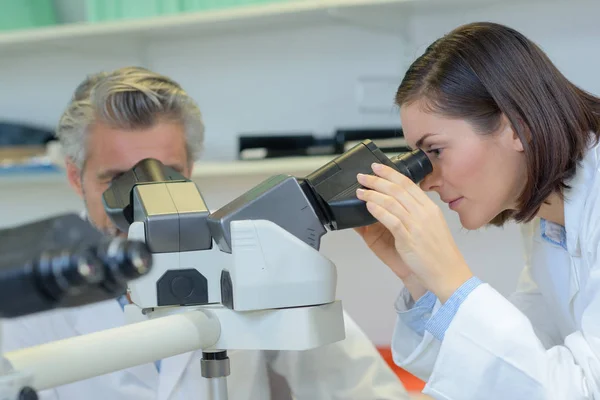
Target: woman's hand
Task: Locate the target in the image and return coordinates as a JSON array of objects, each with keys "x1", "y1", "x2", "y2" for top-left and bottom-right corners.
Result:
[
  {"x1": 355, "y1": 223, "x2": 427, "y2": 300},
  {"x1": 356, "y1": 163, "x2": 474, "y2": 303}
]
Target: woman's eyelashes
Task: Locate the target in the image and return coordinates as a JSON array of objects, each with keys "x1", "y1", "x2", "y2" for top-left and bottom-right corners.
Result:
[{"x1": 426, "y1": 148, "x2": 443, "y2": 158}]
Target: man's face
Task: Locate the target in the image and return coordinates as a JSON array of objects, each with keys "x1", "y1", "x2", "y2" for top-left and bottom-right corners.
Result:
[{"x1": 66, "y1": 120, "x2": 192, "y2": 236}]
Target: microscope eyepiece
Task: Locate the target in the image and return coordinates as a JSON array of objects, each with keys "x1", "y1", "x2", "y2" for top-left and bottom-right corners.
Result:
[
  {"x1": 37, "y1": 249, "x2": 105, "y2": 297},
  {"x1": 95, "y1": 237, "x2": 152, "y2": 281},
  {"x1": 25, "y1": 237, "x2": 152, "y2": 317},
  {"x1": 390, "y1": 149, "x2": 434, "y2": 184},
  {"x1": 0, "y1": 214, "x2": 153, "y2": 318},
  {"x1": 304, "y1": 140, "x2": 433, "y2": 231}
]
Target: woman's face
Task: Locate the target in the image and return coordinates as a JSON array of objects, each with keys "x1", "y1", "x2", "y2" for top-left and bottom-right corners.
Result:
[{"x1": 400, "y1": 100, "x2": 528, "y2": 229}]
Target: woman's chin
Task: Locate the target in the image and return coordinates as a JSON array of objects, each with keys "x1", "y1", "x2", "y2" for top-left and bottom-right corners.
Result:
[{"x1": 458, "y1": 212, "x2": 486, "y2": 230}]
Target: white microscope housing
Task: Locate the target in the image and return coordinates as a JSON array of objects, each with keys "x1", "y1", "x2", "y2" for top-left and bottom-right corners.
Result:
[{"x1": 101, "y1": 159, "x2": 345, "y2": 352}]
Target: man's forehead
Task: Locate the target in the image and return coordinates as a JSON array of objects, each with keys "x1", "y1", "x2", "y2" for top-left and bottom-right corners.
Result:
[
  {"x1": 85, "y1": 122, "x2": 190, "y2": 176},
  {"x1": 88, "y1": 121, "x2": 188, "y2": 152},
  {"x1": 96, "y1": 160, "x2": 186, "y2": 177}
]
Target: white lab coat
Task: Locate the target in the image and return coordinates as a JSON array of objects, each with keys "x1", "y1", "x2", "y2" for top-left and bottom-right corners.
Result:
[
  {"x1": 391, "y1": 141, "x2": 600, "y2": 399},
  {"x1": 2, "y1": 298, "x2": 408, "y2": 400}
]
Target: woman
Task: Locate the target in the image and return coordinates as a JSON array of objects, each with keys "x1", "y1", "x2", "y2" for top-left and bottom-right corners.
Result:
[{"x1": 355, "y1": 22, "x2": 600, "y2": 399}]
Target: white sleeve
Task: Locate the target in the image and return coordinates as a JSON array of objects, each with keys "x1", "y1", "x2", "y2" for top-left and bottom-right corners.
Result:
[
  {"x1": 508, "y1": 264, "x2": 563, "y2": 349},
  {"x1": 390, "y1": 286, "x2": 443, "y2": 382},
  {"x1": 268, "y1": 310, "x2": 411, "y2": 400},
  {"x1": 391, "y1": 220, "x2": 561, "y2": 381},
  {"x1": 423, "y1": 283, "x2": 600, "y2": 400}
]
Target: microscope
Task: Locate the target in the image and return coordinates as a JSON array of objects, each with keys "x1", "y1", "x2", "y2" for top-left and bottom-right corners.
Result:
[
  {"x1": 0, "y1": 139, "x2": 431, "y2": 400},
  {"x1": 102, "y1": 138, "x2": 432, "y2": 399}
]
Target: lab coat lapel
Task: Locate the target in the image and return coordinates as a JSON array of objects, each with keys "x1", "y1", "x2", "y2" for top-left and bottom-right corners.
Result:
[
  {"x1": 73, "y1": 212, "x2": 163, "y2": 391},
  {"x1": 563, "y1": 144, "x2": 597, "y2": 258},
  {"x1": 71, "y1": 299, "x2": 159, "y2": 392},
  {"x1": 562, "y1": 149, "x2": 595, "y2": 303},
  {"x1": 158, "y1": 351, "x2": 195, "y2": 400}
]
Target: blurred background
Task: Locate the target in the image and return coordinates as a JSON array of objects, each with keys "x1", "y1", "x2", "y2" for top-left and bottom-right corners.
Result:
[{"x1": 0, "y1": 0, "x2": 598, "y2": 392}]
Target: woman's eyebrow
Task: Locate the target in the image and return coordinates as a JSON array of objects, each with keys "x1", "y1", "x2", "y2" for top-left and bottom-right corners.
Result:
[{"x1": 415, "y1": 133, "x2": 438, "y2": 149}]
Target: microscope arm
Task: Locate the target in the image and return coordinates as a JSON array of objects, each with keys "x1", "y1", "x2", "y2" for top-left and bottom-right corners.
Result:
[
  {"x1": 3, "y1": 310, "x2": 219, "y2": 391},
  {"x1": 2, "y1": 298, "x2": 344, "y2": 393}
]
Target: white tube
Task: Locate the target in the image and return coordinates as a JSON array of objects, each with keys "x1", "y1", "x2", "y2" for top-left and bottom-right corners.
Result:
[
  {"x1": 4, "y1": 310, "x2": 220, "y2": 391},
  {"x1": 208, "y1": 377, "x2": 229, "y2": 400}
]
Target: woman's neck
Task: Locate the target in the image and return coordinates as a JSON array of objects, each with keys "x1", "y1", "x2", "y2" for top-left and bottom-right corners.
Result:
[{"x1": 536, "y1": 192, "x2": 565, "y2": 226}]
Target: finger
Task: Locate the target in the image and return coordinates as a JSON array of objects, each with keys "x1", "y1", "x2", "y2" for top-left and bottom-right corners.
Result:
[
  {"x1": 357, "y1": 173, "x2": 422, "y2": 215},
  {"x1": 364, "y1": 201, "x2": 410, "y2": 241},
  {"x1": 372, "y1": 163, "x2": 431, "y2": 205},
  {"x1": 357, "y1": 188, "x2": 410, "y2": 224},
  {"x1": 354, "y1": 225, "x2": 380, "y2": 248},
  {"x1": 354, "y1": 226, "x2": 367, "y2": 237}
]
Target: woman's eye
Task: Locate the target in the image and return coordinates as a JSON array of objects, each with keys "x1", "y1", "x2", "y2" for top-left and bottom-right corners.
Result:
[{"x1": 427, "y1": 148, "x2": 443, "y2": 157}]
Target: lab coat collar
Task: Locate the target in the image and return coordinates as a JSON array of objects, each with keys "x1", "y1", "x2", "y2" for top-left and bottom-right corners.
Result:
[
  {"x1": 564, "y1": 142, "x2": 599, "y2": 257},
  {"x1": 71, "y1": 298, "x2": 126, "y2": 335},
  {"x1": 78, "y1": 209, "x2": 195, "y2": 399},
  {"x1": 158, "y1": 352, "x2": 195, "y2": 400}
]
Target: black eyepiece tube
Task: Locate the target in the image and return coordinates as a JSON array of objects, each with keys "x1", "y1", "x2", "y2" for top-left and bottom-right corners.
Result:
[
  {"x1": 304, "y1": 141, "x2": 434, "y2": 231},
  {"x1": 0, "y1": 214, "x2": 153, "y2": 318},
  {"x1": 390, "y1": 149, "x2": 433, "y2": 184}
]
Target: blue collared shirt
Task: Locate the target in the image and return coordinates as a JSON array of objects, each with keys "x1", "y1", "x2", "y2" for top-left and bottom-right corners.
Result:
[
  {"x1": 398, "y1": 218, "x2": 567, "y2": 340},
  {"x1": 540, "y1": 218, "x2": 568, "y2": 251},
  {"x1": 398, "y1": 277, "x2": 483, "y2": 341}
]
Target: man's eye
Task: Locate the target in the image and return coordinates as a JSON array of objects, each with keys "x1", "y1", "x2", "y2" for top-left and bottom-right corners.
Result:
[
  {"x1": 110, "y1": 173, "x2": 125, "y2": 182},
  {"x1": 101, "y1": 174, "x2": 122, "y2": 185}
]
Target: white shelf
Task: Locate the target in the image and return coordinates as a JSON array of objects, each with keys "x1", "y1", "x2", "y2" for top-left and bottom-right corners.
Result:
[
  {"x1": 0, "y1": 0, "x2": 534, "y2": 54},
  {"x1": 0, "y1": 151, "x2": 403, "y2": 185},
  {"x1": 0, "y1": 156, "x2": 330, "y2": 185},
  {"x1": 0, "y1": 0, "x2": 405, "y2": 53},
  {"x1": 0, "y1": 171, "x2": 66, "y2": 185}
]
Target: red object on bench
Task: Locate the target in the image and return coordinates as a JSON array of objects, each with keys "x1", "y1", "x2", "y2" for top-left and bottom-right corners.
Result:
[{"x1": 377, "y1": 347, "x2": 426, "y2": 392}]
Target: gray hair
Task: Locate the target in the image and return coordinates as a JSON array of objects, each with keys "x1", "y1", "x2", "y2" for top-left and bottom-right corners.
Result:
[{"x1": 56, "y1": 66, "x2": 204, "y2": 169}]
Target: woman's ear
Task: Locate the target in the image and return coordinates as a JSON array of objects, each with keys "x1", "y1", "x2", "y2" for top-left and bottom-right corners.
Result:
[
  {"x1": 501, "y1": 114, "x2": 526, "y2": 152},
  {"x1": 511, "y1": 127, "x2": 525, "y2": 152}
]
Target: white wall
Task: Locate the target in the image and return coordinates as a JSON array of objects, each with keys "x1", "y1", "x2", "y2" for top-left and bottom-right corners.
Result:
[
  {"x1": 0, "y1": 23, "x2": 405, "y2": 161},
  {"x1": 1, "y1": 0, "x2": 598, "y2": 344},
  {"x1": 407, "y1": 0, "x2": 600, "y2": 92}
]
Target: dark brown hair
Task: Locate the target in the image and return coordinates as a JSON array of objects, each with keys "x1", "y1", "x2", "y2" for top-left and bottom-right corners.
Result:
[{"x1": 396, "y1": 22, "x2": 600, "y2": 226}]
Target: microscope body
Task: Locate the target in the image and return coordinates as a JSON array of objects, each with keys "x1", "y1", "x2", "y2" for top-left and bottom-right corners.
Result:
[
  {"x1": 125, "y1": 179, "x2": 222, "y2": 308},
  {"x1": 102, "y1": 138, "x2": 430, "y2": 337},
  {"x1": 104, "y1": 161, "x2": 338, "y2": 313}
]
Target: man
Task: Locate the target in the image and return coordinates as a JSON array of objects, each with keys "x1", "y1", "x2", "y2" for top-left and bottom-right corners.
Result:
[{"x1": 2, "y1": 67, "x2": 409, "y2": 400}]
